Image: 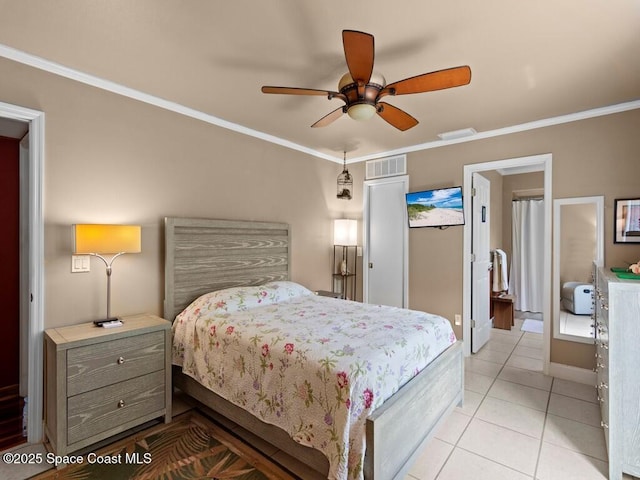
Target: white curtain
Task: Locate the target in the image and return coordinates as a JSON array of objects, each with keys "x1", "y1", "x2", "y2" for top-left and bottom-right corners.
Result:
[{"x1": 509, "y1": 199, "x2": 544, "y2": 312}]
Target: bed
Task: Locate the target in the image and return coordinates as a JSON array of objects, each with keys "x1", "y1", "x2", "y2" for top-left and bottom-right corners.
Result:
[{"x1": 164, "y1": 217, "x2": 463, "y2": 480}]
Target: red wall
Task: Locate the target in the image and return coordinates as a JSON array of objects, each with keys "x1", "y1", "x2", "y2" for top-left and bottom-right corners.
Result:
[{"x1": 0, "y1": 136, "x2": 20, "y2": 388}]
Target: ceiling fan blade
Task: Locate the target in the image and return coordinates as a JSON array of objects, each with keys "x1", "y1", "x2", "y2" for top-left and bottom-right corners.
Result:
[
  {"x1": 311, "y1": 106, "x2": 345, "y2": 128},
  {"x1": 342, "y1": 30, "x2": 374, "y2": 85},
  {"x1": 376, "y1": 102, "x2": 419, "y2": 131},
  {"x1": 382, "y1": 66, "x2": 471, "y2": 96},
  {"x1": 261, "y1": 86, "x2": 341, "y2": 97}
]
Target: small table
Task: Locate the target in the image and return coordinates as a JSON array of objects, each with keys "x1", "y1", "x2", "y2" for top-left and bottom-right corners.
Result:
[
  {"x1": 491, "y1": 293, "x2": 516, "y2": 330},
  {"x1": 315, "y1": 290, "x2": 342, "y2": 299}
]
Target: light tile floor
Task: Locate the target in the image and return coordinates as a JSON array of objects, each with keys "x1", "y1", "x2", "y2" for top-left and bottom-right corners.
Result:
[
  {"x1": 405, "y1": 317, "x2": 639, "y2": 480},
  {"x1": 559, "y1": 306, "x2": 594, "y2": 338}
]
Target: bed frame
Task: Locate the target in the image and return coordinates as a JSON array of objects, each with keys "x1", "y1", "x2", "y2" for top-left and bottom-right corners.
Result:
[{"x1": 164, "y1": 217, "x2": 463, "y2": 480}]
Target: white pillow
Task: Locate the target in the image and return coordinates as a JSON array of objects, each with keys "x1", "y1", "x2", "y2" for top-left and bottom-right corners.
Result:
[{"x1": 178, "y1": 281, "x2": 312, "y2": 319}]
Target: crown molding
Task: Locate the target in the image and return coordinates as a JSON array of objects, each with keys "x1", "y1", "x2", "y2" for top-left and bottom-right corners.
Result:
[
  {"x1": 0, "y1": 43, "x2": 338, "y2": 163},
  {"x1": 351, "y1": 99, "x2": 640, "y2": 163},
  {"x1": 2, "y1": 43, "x2": 638, "y2": 165}
]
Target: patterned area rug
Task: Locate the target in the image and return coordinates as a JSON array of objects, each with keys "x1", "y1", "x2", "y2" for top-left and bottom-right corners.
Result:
[{"x1": 31, "y1": 411, "x2": 296, "y2": 479}]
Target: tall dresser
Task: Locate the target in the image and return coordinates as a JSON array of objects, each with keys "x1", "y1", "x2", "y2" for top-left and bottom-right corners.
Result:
[{"x1": 594, "y1": 267, "x2": 640, "y2": 479}]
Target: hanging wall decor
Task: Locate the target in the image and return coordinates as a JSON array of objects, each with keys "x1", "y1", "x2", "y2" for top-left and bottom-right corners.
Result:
[
  {"x1": 614, "y1": 197, "x2": 640, "y2": 243},
  {"x1": 337, "y1": 152, "x2": 353, "y2": 200}
]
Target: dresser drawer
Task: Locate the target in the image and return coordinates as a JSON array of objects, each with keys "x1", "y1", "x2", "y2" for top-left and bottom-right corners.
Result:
[
  {"x1": 67, "y1": 330, "x2": 165, "y2": 396},
  {"x1": 67, "y1": 370, "x2": 165, "y2": 445}
]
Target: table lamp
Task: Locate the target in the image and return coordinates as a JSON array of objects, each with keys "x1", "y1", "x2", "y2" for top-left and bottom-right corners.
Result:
[{"x1": 73, "y1": 224, "x2": 141, "y2": 322}]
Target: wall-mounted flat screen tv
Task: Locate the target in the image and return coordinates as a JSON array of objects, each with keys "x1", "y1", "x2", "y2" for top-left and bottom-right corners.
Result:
[{"x1": 406, "y1": 186, "x2": 465, "y2": 228}]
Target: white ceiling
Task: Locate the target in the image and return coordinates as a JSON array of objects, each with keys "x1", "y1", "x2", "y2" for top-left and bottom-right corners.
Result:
[{"x1": 1, "y1": 0, "x2": 639, "y2": 162}]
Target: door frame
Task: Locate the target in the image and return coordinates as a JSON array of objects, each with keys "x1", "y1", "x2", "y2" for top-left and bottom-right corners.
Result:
[
  {"x1": 0, "y1": 101, "x2": 45, "y2": 443},
  {"x1": 363, "y1": 175, "x2": 409, "y2": 307},
  {"x1": 462, "y1": 154, "x2": 552, "y2": 374}
]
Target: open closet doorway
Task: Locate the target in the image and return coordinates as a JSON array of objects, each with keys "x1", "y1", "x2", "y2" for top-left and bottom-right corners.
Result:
[
  {"x1": 462, "y1": 154, "x2": 552, "y2": 375},
  {"x1": 0, "y1": 101, "x2": 45, "y2": 445}
]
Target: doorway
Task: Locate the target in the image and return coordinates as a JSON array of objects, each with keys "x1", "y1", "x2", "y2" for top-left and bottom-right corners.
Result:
[
  {"x1": 0, "y1": 135, "x2": 21, "y2": 449},
  {"x1": 0, "y1": 101, "x2": 45, "y2": 445},
  {"x1": 462, "y1": 154, "x2": 552, "y2": 375}
]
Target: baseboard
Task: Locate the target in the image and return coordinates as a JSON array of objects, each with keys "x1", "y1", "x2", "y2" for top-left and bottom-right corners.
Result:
[{"x1": 548, "y1": 362, "x2": 596, "y2": 385}]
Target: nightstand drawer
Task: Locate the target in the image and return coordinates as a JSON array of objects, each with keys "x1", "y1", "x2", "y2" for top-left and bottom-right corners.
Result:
[
  {"x1": 67, "y1": 370, "x2": 165, "y2": 444},
  {"x1": 67, "y1": 330, "x2": 165, "y2": 396}
]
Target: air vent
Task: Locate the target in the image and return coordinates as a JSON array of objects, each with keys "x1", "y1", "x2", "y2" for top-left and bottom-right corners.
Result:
[{"x1": 365, "y1": 154, "x2": 407, "y2": 180}]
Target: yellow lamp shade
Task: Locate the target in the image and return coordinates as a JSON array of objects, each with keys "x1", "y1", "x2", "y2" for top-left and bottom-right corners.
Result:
[{"x1": 73, "y1": 224, "x2": 141, "y2": 254}]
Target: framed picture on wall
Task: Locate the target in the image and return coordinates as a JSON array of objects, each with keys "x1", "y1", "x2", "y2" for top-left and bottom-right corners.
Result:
[{"x1": 614, "y1": 198, "x2": 640, "y2": 243}]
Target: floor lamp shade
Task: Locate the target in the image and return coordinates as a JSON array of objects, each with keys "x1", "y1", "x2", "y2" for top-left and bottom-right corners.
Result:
[
  {"x1": 333, "y1": 219, "x2": 358, "y2": 246},
  {"x1": 74, "y1": 224, "x2": 141, "y2": 254}
]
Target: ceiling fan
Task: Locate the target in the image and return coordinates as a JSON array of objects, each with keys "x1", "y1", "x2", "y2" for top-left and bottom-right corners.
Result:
[{"x1": 261, "y1": 30, "x2": 471, "y2": 131}]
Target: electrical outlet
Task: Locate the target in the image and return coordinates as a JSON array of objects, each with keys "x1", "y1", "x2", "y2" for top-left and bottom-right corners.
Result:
[
  {"x1": 71, "y1": 255, "x2": 91, "y2": 273},
  {"x1": 454, "y1": 314, "x2": 462, "y2": 326}
]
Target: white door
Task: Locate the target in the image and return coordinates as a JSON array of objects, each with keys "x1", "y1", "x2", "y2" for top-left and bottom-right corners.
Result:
[
  {"x1": 471, "y1": 173, "x2": 491, "y2": 353},
  {"x1": 363, "y1": 176, "x2": 408, "y2": 308}
]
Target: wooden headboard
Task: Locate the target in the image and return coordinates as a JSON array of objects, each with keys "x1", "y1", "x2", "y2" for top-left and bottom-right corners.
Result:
[{"x1": 163, "y1": 217, "x2": 291, "y2": 321}]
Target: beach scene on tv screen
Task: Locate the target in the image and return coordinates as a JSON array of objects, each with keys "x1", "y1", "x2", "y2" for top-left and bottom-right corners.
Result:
[{"x1": 407, "y1": 187, "x2": 464, "y2": 227}]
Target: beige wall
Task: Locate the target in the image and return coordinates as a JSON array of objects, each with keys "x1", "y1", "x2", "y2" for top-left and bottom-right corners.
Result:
[
  {"x1": 2, "y1": 54, "x2": 640, "y2": 371},
  {"x1": 406, "y1": 109, "x2": 640, "y2": 369},
  {"x1": 0, "y1": 57, "x2": 355, "y2": 328}
]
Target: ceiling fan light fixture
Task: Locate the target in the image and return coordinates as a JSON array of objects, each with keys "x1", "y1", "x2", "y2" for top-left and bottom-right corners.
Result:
[
  {"x1": 261, "y1": 30, "x2": 471, "y2": 131},
  {"x1": 338, "y1": 72, "x2": 355, "y2": 91},
  {"x1": 347, "y1": 103, "x2": 377, "y2": 121},
  {"x1": 338, "y1": 71, "x2": 386, "y2": 91}
]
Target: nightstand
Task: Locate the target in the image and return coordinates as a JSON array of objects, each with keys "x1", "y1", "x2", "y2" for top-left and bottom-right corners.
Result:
[
  {"x1": 315, "y1": 290, "x2": 342, "y2": 299},
  {"x1": 44, "y1": 313, "x2": 172, "y2": 455}
]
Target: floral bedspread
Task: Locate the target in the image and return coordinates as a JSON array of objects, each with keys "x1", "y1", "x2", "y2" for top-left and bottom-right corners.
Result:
[{"x1": 172, "y1": 281, "x2": 456, "y2": 480}]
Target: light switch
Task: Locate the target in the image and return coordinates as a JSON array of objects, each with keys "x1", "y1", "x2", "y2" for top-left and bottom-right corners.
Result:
[{"x1": 71, "y1": 255, "x2": 91, "y2": 273}]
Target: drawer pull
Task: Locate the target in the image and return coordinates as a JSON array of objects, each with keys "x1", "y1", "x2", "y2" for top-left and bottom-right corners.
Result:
[
  {"x1": 599, "y1": 381, "x2": 608, "y2": 390},
  {"x1": 118, "y1": 400, "x2": 126, "y2": 408},
  {"x1": 117, "y1": 356, "x2": 125, "y2": 365},
  {"x1": 601, "y1": 420, "x2": 608, "y2": 429}
]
